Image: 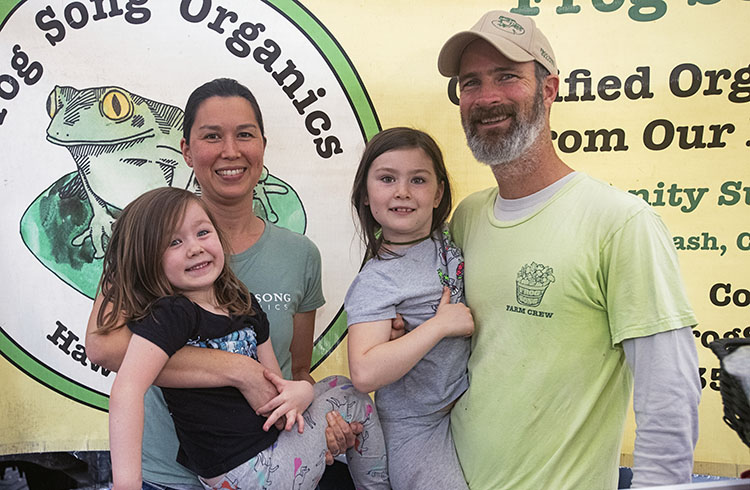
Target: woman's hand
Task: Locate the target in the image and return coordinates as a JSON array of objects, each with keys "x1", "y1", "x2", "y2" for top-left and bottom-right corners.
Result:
[
  {"x1": 234, "y1": 361, "x2": 281, "y2": 413},
  {"x1": 257, "y1": 370, "x2": 314, "y2": 432}
]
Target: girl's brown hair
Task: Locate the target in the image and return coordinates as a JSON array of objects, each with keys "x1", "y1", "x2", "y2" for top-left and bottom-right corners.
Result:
[
  {"x1": 97, "y1": 187, "x2": 253, "y2": 333},
  {"x1": 351, "y1": 127, "x2": 453, "y2": 260}
]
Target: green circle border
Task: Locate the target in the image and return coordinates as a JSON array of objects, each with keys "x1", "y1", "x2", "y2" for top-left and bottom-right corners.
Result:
[{"x1": 0, "y1": 0, "x2": 379, "y2": 411}]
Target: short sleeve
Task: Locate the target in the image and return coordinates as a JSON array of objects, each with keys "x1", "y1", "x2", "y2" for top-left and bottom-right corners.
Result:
[
  {"x1": 298, "y1": 238, "x2": 325, "y2": 313},
  {"x1": 128, "y1": 297, "x2": 200, "y2": 356},
  {"x1": 344, "y1": 266, "x2": 398, "y2": 326},
  {"x1": 249, "y1": 293, "x2": 270, "y2": 345},
  {"x1": 605, "y1": 208, "x2": 698, "y2": 345}
]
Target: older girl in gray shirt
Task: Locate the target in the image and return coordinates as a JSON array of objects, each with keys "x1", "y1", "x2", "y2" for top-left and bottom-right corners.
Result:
[{"x1": 346, "y1": 128, "x2": 473, "y2": 490}]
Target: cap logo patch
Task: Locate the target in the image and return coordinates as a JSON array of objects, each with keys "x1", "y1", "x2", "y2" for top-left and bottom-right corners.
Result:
[{"x1": 492, "y1": 16, "x2": 525, "y2": 35}]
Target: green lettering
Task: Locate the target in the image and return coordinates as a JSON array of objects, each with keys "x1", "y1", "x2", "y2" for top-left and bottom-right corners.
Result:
[
  {"x1": 592, "y1": 0, "x2": 624, "y2": 13},
  {"x1": 557, "y1": 0, "x2": 582, "y2": 14},
  {"x1": 510, "y1": 0, "x2": 539, "y2": 15},
  {"x1": 628, "y1": 0, "x2": 667, "y2": 22}
]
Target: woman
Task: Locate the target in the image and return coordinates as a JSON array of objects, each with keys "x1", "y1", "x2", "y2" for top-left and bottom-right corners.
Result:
[{"x1": 85, "y1": 78, "x2": 358, "y2": 490}]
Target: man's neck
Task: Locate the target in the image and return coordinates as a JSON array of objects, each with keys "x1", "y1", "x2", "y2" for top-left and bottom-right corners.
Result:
[{"x1": 491, "y1": 139, "x2": 573, "y2": 199}]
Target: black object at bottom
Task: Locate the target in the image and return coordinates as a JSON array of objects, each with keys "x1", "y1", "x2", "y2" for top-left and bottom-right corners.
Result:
[
  {"x1": 710, "y1": 338, "x2": 750, "y2": 448},
  {"x1": 318, "y1": 460, "x2": 355, "y2": 490}
]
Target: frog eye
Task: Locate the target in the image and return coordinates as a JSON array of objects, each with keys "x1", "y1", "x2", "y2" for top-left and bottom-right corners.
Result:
[
  {"x1": 100, "y1": 89, "x2": 133, "y2": 122},
  {"x1": 46, "y1": 90, "x2": 60, "y2": 119}
]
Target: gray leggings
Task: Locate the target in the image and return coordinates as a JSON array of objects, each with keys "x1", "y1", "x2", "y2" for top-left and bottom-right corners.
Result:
[{"x1": 200, "y1": 375, "x2": 389, "y2": 490}]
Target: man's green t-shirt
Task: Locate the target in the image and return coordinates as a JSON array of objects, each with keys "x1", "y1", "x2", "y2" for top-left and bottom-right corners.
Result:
[{"x1": 450, "y1": 174, "x2": 696, "y2": 490}]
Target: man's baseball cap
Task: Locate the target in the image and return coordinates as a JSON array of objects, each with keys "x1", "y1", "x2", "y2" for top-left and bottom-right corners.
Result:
[{"x1": 438, "y1": 10, "x2": 558, "y2": 77}]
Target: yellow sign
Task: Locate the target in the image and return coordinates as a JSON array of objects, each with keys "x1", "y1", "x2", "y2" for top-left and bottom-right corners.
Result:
[{"x1": 0, "y1": 0, "x2": 747, "y2": 477}]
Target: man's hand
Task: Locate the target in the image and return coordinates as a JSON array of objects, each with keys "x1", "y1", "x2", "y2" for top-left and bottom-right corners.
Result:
[
  {"x1": 390, "y1": 313, "x2": 405, "y2": 340},
  {"x1": 324, "y1": 411, "x2": 363, "y2": 465}
]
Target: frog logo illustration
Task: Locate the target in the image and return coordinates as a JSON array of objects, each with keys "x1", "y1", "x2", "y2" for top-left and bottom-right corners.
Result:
[
  {"x1": 19, "y1": 84, "x2": 305, "y2": 298},
  {"x1": 515, "y1": 261, "x2": 555, "y2": 307},
  {"x1": 44, "y1": 85, "x2": 197, "y2": 259},
  {"x1": 254, "y1": 165, "x2": 294, "y2": 224},
  {"x1": 492, "y1": 16, "x2": 525, "y2": 35},
  {"x1": 3, "y1": 0, "x2": 379, "y2": 414}
]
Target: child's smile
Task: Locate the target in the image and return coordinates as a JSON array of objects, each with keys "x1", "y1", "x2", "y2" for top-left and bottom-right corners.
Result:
[
  {"x1": 365, "y1": 147, "x2": 444, "y2": 245},
  {"x1": 162, "y1": 201, "x2": 225, "y2": 305}
]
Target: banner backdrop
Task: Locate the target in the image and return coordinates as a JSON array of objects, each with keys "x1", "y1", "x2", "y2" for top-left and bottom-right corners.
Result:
[{"x1": 0, "y1": 0, "x2": 748, "y2": 477}]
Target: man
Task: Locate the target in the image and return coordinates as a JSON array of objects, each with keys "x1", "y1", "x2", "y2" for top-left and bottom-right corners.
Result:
[{"x1": 437, "y1": 11, "x2": 701, "y2": 489}]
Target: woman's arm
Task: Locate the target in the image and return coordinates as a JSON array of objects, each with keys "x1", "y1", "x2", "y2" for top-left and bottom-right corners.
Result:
[
  {"x1": 85, "y1": 294, "x2": 278, "y2": 409},
  {"x1": 257, "y1": 338, "x2": 284, "y2": 379},
  {"x1": 290, "y1": 310, "x2": 316, "y2": 384},
  {"x1": 109, "y1": 335, "x2": 169, "y2": 490},
  {"x1": 348, "y1": 288, "x2": 473, "y2": 393}
]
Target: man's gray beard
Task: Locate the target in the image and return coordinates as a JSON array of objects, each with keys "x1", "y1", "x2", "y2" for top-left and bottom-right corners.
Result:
[{"x1": 462, "y1": 91, "x2": 546, "y2": 167}]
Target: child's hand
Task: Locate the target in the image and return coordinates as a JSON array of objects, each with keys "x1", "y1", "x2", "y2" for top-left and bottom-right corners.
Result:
[
  {"x1": 434, "y1": 287, "x2": 474, "y2": 338},
  {"x1": 257, "y1": 370, "x2": 314, "y2": 433}
]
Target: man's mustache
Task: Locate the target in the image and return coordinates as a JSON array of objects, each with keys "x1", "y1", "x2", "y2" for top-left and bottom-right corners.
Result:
[{"x1": 468, "y1": 104, "x2": 517, "y2": 125}]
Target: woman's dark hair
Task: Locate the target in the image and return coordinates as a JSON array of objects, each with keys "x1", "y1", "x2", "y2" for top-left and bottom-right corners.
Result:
[
  {"x1": 182, "y1": 78, "x2": 266, "y2": 144},
  {"x1": 96, "y1": 187, "x2": 254, "y2": 333},
  {"x1": 351, "y1": 127, "x2": 452, "y2": 260}
]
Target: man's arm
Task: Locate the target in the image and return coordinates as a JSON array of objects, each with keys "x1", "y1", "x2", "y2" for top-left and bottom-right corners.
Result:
[
  {"x1": 623, "y1": 326, "x2": 700, "y2": 487},
  {"x1": 84, "y1": 294, "x2": 278, "y2": 410}
]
